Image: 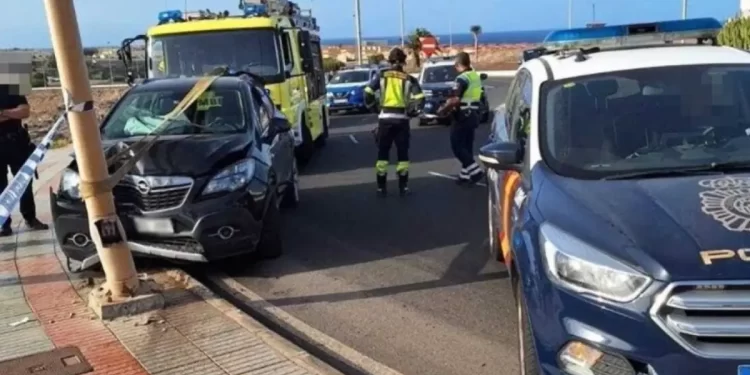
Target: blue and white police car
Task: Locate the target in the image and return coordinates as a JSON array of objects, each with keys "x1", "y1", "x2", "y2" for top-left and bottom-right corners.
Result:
[
  {"x1": 417, "y1": 56, "x2": 491, "y2": 126},
  {"x1": 479, "y1": 18, "x2": 750, "y2": 375},
  {"x1": 326, "y1": 65, "x2": 379, "y2": 114}
]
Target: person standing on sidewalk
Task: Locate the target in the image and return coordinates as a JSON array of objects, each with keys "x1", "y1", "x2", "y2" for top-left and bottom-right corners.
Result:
[
  {"x1": 438, "y1": 52, "x2": 485, "y2": 185},
  {"x1": 364, "y1": 47, "x2": 425, "y2": 197},
  {"x1": 0, "y1": 87, "x2": 49, "y2": 236}
]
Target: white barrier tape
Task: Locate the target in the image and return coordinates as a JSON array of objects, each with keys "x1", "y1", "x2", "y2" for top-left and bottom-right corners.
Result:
[{"x1": 0, "y1": 96, "x2": 81, "y2": 227}]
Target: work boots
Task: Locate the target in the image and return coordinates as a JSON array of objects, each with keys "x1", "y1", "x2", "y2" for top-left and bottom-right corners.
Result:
[
  {"x1": 398, "y1": 173, "x2": 410, "y2": 197},
  {"x1": 376, "y1": 174, "x2": 387, "y2": 197}
]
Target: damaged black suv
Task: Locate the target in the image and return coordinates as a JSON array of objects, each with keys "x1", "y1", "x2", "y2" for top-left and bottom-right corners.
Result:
[{"x1": 51, "y1": 75, "x2": 298, "y2": 270}]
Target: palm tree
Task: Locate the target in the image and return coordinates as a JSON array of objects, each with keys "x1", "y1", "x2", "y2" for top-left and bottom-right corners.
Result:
[
  {"x1": 470, "y1": 25, "x2": 482, "y2": 61},
  {"x1": 405, "y1": 27, "x2": 433, "y2": 68}
]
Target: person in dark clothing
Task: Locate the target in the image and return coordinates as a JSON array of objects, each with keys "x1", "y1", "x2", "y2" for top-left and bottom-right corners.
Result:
[
  {"x1": 0, "y1": 90, "x2": 49, "y2": 236},
  {"x1": 437, "y1": 52, "x2": 485, "y2": 185}
]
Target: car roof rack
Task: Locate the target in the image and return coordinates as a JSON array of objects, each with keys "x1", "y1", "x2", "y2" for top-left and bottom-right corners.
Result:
[{"x1": 521, "y1": 17, "x2": 722, "y2": 63}]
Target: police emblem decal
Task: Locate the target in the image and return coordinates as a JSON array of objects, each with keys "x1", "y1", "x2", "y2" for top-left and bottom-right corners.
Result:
[{"x1": 699, "y1": 176, "x2": 750, "y2": 232}]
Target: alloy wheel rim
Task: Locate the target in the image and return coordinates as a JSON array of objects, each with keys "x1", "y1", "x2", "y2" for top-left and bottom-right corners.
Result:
[
  {"x1": 292, "y1": 160, "x2": 300, "y2": 202},
  {"x1": 487, "y1": 190, "x2": 498, "y2": 257}
]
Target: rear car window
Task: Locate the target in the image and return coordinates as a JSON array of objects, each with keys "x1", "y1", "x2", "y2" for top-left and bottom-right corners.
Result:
[
  {"x1": 540, "y1": 64, "x2": 750, "y2": 179},
  {"x1": 101, "y1": 88, "x2": 247, "y2": 139}
]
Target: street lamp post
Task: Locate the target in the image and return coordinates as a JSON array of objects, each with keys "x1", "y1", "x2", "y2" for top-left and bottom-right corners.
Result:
[
  {"x1": 568, "y1": 0, "x2": 573, "y2": 28},
  {"x1": 682, "y1": 0, "x2": 687, "y2": 19},
  {"x1": 400, "y1": 0, "x2": 405, "y2": 47},
  {"x1": 354, "y1": 0, "x2": 363, "y2": 64},
  {"x1": 42, "y1": 0, "x2": 139, "y2": 299}
]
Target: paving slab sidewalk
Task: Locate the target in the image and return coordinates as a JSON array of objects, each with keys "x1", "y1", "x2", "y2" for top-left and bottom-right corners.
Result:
[{"x1": 0, "y1": 148, "x2": 342, "y2": 375}]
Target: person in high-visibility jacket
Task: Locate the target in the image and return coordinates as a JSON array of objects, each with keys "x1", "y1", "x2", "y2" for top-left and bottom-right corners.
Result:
[
  {"x1": 364, "y1": 48, "x2": 425, "y2": 197},
  {"x1": 437, "y1": 52, "x2": 485, "y2": 185}
]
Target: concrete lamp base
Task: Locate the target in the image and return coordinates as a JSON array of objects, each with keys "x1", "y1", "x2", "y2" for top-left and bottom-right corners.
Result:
[{"x1": 88, "y1": 280, "x2": 165, "y2": 320}]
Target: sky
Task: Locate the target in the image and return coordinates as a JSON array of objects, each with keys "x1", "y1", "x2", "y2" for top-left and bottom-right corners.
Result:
[{"x1": 0, "y1": 0, "x2": 743, "y2": 48}]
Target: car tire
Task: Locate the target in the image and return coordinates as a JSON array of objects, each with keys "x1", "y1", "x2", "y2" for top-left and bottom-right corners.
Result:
[
  {"x1": 257, "y1": 193, "x2": 283, "y2": 260},
  {"x1": 315, "y1": 109, "x2": 328, "y2": 148},
  {"x1": 487, "y1": 187, "x2": 502, "y2": 261},
  {"x1": 515, "y1": 277, "x2": 541, "y2": 375},
  {"x1": 295, "y1": 119, "x2": 314, "y2": 167},
  {"x1": 280, "y1": 159, "x2": 299, "y2": 209}
]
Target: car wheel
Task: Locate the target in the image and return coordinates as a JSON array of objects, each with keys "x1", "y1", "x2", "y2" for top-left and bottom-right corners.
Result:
[
  {"x1": 257, "y1": 193, "x2": 283, "y2": 260},
  {"x1": 281, "y1": 159, "x2": 299, "y2": 209},
  {"x1": 515, "y1": 277, "x2": 541, "y2": 375},
  {"x1": 295, "y1": 119, "x2": 314, "y2": 167},
  {"x1": 315, "y1": 109, "x2": 328, "y2": 148},
  {"x1": 487, "y1": 187, "x2": 502, "y2": 261}
]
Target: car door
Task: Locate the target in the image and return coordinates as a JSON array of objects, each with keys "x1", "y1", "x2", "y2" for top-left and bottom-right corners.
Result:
[
  {"x1": 251, "y1": 84, "x2": 293, "y2": 187},
  {"x1": 497, "y1": 70, "x2": 531, "y2": 265}
]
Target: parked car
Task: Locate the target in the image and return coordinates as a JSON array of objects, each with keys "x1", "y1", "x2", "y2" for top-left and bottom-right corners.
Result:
[
  {"x1": 325, "y1": 64, "x2": 380, "y2": 114},
  {"x1": 51, "y1": 74, "x2": 298, "y2": 271},
  {"x1": 417, "y1": 58, "x2": 491, "y2": 126}
]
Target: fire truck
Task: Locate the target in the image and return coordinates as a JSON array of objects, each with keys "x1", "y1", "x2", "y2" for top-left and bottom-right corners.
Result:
[{"x1": 118, "y1": 0, "x2": 329, "y2": 164}]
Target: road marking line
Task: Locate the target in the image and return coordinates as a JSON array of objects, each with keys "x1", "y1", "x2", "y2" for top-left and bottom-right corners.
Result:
[
  {"x1": 428, "y1": 171, "x2": 487, "y2": 187},
  {"x1": 349, "y1": 134, "x2": 359, "y2": 144}
]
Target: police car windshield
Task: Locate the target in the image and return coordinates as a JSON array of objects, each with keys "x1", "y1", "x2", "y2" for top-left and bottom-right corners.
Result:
[
  {"x1": 100, "y1": 88, "x2": 247, "y2": 139},
  {"x1": 540, "y1": 64, "x2": 750, "y2": 179},
  {"x1": 149, "y1": 29, "x2": 281, "y2": 81},
  {"x1": 422, "y1": 66, "x2": 458, "y2": 83},
  {"x1": 330, "y1": 70, "x2": 370, "y2": 84}
]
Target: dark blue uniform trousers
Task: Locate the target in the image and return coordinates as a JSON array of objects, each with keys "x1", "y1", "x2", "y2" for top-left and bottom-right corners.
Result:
[{"x1": 450, "y1": 110, "x2": 483, "y2": 181}]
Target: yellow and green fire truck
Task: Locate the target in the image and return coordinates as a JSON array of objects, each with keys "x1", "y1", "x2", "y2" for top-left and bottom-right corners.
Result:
[{"x1": 118, "y1": 0, "x2": 329, "y2": 164}]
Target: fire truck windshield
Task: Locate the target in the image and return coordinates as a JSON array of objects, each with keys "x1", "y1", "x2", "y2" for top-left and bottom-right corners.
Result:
[{"x1": 150, "y1": 28, "x2": 282, "y2": 81}]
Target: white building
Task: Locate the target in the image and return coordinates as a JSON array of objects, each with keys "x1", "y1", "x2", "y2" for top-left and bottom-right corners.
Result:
[{"x1": 742, "y1": 0, "x2": 750, "y2": 17}]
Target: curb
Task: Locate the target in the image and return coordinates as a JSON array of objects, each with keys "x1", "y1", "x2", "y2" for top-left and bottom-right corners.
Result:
[
  {"x1": 202, "y1": 272, "x2": 405, "y2": 375},
  {"x1": 166, "y1": 270, "x2": 344, "y2": 375}
]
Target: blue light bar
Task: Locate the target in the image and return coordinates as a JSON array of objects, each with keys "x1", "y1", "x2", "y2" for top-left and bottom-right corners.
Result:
[
  {"x1": 158, "y1": 10, "x2": 183, "y2": 23},
  {"x1": 243, "y1": 4, "x2": 267, "y2": 16},
  {"x1": 543, "y1": 17, "x2": 722, "y2": 49}
]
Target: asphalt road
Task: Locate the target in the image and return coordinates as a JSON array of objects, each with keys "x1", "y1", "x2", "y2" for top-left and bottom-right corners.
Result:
[{"x1": 226, "y1": 78, "x2": 516, "y2": 375}]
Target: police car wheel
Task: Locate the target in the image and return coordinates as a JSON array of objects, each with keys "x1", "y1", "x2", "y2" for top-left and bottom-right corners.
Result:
[{"x1": 515, "y1": 278, "x2": 541, "y2": 375}]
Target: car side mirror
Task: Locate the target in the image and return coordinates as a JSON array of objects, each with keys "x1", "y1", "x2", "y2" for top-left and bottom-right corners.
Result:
[
  {"x1": 478, "y1": 142, "x2": 522, "y2": 171},
  {"x1": 480, "y1": 73, "x2": 488, "y2": 80}
]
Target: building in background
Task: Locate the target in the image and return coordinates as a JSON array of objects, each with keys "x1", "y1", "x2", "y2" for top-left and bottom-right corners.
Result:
[{"x1": 743, "y1": 0, "x2": 750, "y2": 17}]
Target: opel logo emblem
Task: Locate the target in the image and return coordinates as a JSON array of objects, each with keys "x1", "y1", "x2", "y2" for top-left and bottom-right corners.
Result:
[{"x1": 136, "y1": 179, "x2": 150, "y2": 194}]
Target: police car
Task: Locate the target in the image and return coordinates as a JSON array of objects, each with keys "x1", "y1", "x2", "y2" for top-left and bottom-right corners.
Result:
[
  {"x1": 479, "y1": 18, "x2": 750, "y2": 375},
  {"x1": 418, "y1": 56, "x2": 491, "y2": 125},
  {"x1": 326, "y1": 64, "x2": 380, "y2": 114}
]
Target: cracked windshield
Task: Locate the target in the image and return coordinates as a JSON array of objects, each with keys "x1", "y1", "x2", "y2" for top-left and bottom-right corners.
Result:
[{"x1": 2, "y1": 0, "x2": 749, "y2": 374}]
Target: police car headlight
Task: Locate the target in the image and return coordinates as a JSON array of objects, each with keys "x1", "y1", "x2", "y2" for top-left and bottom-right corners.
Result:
[
  {"x1": 540, "y1": 223, "x2": 651, "y2": 303},
  {"x1": 423, "y1": 90, "x2": 433, "y2": 96},
  {"x1": 326, "y1": 92, "x2": 333, "y2": 98},
  {"x1": 202, "y1": 159, "x2": 255, "y2": 196},
  {"x1": 59, "y1": 169, "x2": 81, "y2": 200}
]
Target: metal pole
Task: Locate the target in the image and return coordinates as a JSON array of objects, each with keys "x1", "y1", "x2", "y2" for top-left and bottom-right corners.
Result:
[
  {"x1": 42, "y1": 0, "x2": 139, "y2": 298},
  {"x1": 682, "y1": 0, "x2": 687, "y2": 19},
  {"x1": 400, "y1": 0, "x2": 405, "y2": 47},
  {"x1": 354, "y1": 0, "x2": 363, "y2": 64},
  {"x1": 568, "y1": 0, "x2": 573, "y2": 28},
  {"x1": 449, "y1": 18, "x2": 453, "y2": 48}
]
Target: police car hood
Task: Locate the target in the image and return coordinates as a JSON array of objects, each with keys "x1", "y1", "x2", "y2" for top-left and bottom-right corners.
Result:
[
  {"x1": 541, "y1": 170, "x2": 750, "y2": 281},
  {"x1": 82, "y1": 134, "x2": 252, "y2": 176}
]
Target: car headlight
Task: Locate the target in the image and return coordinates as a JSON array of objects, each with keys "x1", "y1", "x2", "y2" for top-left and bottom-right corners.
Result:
[
  {"x1": 59, "y1": 169, "x2": 81, "y2": 199},
  {"x1": 202, "y1": 159, "x2": 255, "y2": 196},
  {"x1": 423, "y1": 90, "x2": 433, "y2": 96},
  {"x1": 326, "y1": 92, "x2": 333, "y2": 98},
  {"x1": 540, "y1": 223, "x2": 651, "y2": 303}
]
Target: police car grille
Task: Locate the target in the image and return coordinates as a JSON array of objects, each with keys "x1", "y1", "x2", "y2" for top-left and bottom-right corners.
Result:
[
  {"x1": 113, "y1": 181, "x2": 191, "y2": 212},
  {"x1": 650, "y1": 281, "x2": 750, "y2": 358}
]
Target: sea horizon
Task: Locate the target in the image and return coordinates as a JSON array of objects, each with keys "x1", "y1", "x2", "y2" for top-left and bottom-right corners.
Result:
[{"x1": 322, "y1": 29, "x2": 553, "y2": 46}]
